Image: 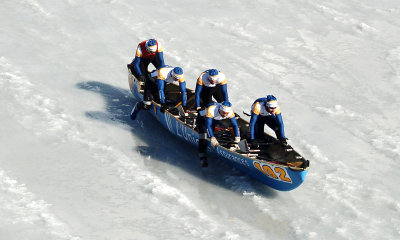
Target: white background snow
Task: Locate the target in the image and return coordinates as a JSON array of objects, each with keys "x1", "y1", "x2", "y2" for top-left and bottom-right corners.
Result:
[{"x1": 1, "y1": 0, "x2": 400, "y2": 239}]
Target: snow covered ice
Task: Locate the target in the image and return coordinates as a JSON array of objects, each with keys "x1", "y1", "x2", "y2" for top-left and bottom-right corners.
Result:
[{"x1": 1, "y1": 0, "x2": 400, "y2": 239}]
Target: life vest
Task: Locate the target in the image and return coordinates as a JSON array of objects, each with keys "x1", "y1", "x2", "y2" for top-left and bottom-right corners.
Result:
[{"x1": 138, "y1": 40, "x2": 158, "y2": 59}]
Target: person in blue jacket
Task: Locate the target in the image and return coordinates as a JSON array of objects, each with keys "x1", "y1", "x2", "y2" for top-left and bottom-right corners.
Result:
[
  {"x1": 128, "y1": 39, "x2": 165, "y2": 118},
  {"x1": 197, "y1": 101, "x2": 240, "y2": 167},
  {"x1": 127, "y1": 38, "x2": 165, "y2": 81},
  {"x1": 249, "y1": 95, "x2": 287, "y2": 144},
  {"x1": 194, "y1": 69, "x2": 229, "y2": 111},
  {"x1": 155, "y1": 66, "x2": 187, "y2": 113},
  {"x1": 130, "y1": 66, "x2": 187, "y2": 120}
]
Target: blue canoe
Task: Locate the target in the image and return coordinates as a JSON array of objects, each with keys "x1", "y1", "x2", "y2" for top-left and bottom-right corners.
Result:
[{"x1": 128, "y1": 71, "x2": 309, "y2": 191}]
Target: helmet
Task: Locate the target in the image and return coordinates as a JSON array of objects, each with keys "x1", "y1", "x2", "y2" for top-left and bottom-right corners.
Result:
[
  {"x1": 145, "y1": 39, "x2": 157, "y2": 53},
  {"x1": 209, "y1": 69, "x2": 219, "y2": 76},
  {"x1": 208, "y1": 69, "x2": 219, "y2": 82},
  {"x1": 265, "y1": 95, "x2": 278, "y2": 108},
  {"x1": 171, "y1": 67, "x2": 184, "y2": 80},
  {"x1": 220, "y1": 101, "x2": 232, "y2": 112},
  {"x1": 266, "y1": 95, "x2": 277, "y2": 102}
]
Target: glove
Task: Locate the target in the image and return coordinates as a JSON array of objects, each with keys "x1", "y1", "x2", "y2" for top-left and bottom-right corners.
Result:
[
  {"x1": 210, "y1": 137, "x2": 219, "y2": 147},
  {"x1": 232, "y1": 144, "x2": 240, "y2": 151},
  {"x1": 160, "y1": 104, "x2": 168, "y2": 113},
  {"x1": 196, "y1": 106, "x2": 202, "y2": 113},
  {"x1": 234, "y1": 137, "x2": 241, "y2": 143},
  {"x1": 139, "y1": 75, "x2": 146, "y2": 82}
]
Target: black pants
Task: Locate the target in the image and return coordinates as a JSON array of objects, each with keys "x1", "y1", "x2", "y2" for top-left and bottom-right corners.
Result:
[
  {"x1": 130, "y1": 58, "x2": 160, "y2": 104},
  {"x1": 144, "y1": 78, "x2": 160, "y2": 103},
  {"x1": 254, "y1": 116, "x2": 282, "y2": 140},
  {"x1": 130, "y1": 58, "x2": 163, "y2": 78},
  {"x1": 200, "y1": 85, "x2": 224, "y2": 107},
  {"x1": 196, "y1": 116, "x2": 208, "y2": 157},
  {"x1": 196, "y1": 116, "x2": 226, "y2": 157}
]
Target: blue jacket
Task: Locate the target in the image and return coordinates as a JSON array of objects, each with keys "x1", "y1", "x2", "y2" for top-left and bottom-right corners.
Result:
[
  {"x1": 249, "y1": 98, "x2": 285, "y2": 140},
  {"x1": 200, "y1": 103, "x2": 239, "y2": 138},
  {"x1": 194, "y1": 70, "x2": 229, "y2": 108}
]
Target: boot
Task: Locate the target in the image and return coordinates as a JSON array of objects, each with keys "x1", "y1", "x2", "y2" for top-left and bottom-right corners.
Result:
[
  {"x1": 130, "y1": 102, "x2": 140, "y2": 120},
  {"x1": 200, "y1": 156, "x2": 208, "y2": 168}
]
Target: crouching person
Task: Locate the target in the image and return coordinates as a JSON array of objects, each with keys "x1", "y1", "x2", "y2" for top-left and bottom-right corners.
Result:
[
  {"x1": 154, "y1": 66, "x2": 187, "y2": 113},
  {"x1": 197, "y1": 101, "x2": 240, "y2": 167},
  {"x1": 128, "y1": 38, "x2": 165, "y2": 120},
  {"x1": 249, "y1": 95, "x2": 287, "y2": 144}
]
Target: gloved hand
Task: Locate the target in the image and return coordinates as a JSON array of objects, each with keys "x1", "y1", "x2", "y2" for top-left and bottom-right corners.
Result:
[
  {"x1": 160, "y1": 103, "x2": 168, "y2": 113},
  {"x1": 210, "y1": 137, "x2": 219, "y2": 148},
  {"x1": 196, "y1": 106, "x2": 202, "y2": 114},
  {"x1": 139, "y1": 75, "x2": 146, "y2": 82},
  {"x1": 234, "y1": 137, "x2": 241, "y2": 143},
  {"x1": 231, "y1": 144, "x2": 240, "y2": 151}
]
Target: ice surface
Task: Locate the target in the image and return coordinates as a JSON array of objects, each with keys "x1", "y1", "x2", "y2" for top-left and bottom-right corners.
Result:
[{"x1": 1, "y1": 0, "x2": 399, "y2": 239}]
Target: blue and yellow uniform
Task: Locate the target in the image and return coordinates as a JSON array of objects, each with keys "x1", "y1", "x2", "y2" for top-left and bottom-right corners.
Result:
[
  {"x1": 199, "y1": 102, "x2": 239, "y2": 138},
  {"x1": 197, "y1": 101, "x2": 240, "y2": 167},
  {"x1": 249, "y1": 95, "x2": 286, "y2": 141},
  {"x1": 128, "y1": 39, "x2": 166, "y2": 120},
  {"x1": 131, "y1": 39, "x2": 165, "y2": 77},
  {"x1": 195, "y1": 69, "x2": 229, "y2": 109},
  {"x1": 149, "y1": 66, "x2": 187, "y2": 107}
]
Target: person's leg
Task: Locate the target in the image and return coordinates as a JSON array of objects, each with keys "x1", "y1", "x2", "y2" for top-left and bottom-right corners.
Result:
[
  {"x1": 135, "y1": 59, "x2": 152, "y2": 107},
  {"x1": 146, "y1": 78, "x2": 160, "y2": 103},
  {"x1": 150, "y1": 57, "x2": 163, "y2": 70},
  {"x1": 212, "y1": 85, "x2": 224, "y2": 103},
  {"x1": 254, "y1": 116, "x2": 266, "y2": 140},
  {"x1": 200, "y1": 86, "x2": 213, "y2": 107},
  {"x1": 130, "y1": 101, "x2": 145, "y2": 120},
  {"x1": 142, "y1": 82, "x2": 153, "y2": 109},
  {"x1": 264, "y1": 117, "x2": 282, "y2": 139},
  {"x1": 129, "y1": 58, "x2": 150, "y2": 80},
  {"x1": 197, "y1": 116, "x2": 208, "y2": 167},
  {"x1": 129, "y1": 60, "x2": 152, "y2": 120},
  {"x1": 140, "y1": 59, "x2": 151, "y2": 78}
]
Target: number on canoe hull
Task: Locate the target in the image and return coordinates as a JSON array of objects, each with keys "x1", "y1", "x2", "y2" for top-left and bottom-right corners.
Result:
[{"x1": 253, "y1": 161, "x2": 292, "y2": 183}]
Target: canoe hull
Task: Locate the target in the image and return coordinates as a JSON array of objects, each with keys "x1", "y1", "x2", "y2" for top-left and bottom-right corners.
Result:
[{"x1": 128, "y1": 72, "x2": 308, "y2": 191}]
